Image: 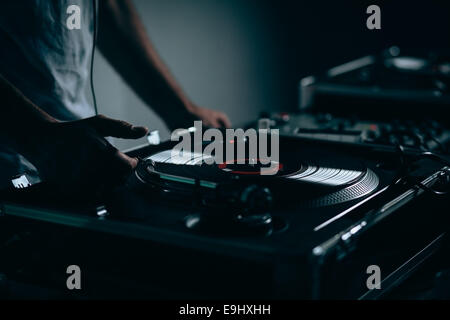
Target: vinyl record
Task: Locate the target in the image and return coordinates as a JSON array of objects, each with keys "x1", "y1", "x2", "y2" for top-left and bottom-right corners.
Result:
[{"x1": 136, "y1": 147, "x2": 379, "y2": 208}]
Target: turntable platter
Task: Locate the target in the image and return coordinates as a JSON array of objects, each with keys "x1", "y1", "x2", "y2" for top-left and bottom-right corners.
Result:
[{"x1": 136, "y1": 147, "x2": 379, "y2": 208}]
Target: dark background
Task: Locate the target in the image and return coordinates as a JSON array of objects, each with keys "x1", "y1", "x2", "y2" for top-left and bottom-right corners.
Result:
[{"x1": 93, "y1": 0, "x2": 450, "y2": 150}]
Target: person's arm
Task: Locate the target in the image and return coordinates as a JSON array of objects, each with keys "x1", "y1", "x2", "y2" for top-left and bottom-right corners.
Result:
[
  {"x1": 0, "y1": 73, "x2": 147, "y2": 192},
  {"x1": 97, "y1": 0, "x2": 231, "y2": 130},
  {"x1": 0, "y1": 73, "x2": 57, "y2": 142}
]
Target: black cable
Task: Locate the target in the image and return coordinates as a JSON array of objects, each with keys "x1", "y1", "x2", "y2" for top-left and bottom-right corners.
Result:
[
  {"x1": 390, "y1": 145, "x2": 450, "y2": 195},
  {"x1": 390, "y1": 143, "x2": 408, "y2": 186},
  {"x1": 90, "y1": 0, "x2": 99, "y2": 115},
  {"x1": 410, "y1": 152, "x2": 450, "y2": 195},
  {"x1": 411, "y1": 151, "x2": 450, "y2": 166}
]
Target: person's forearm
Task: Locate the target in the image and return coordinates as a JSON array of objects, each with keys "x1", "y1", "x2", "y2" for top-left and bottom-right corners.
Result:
[
  {"x1": 0, "y1": 74, "x2": 57, "y2": 143},
  {"x1": 98, "y1": 0, "x2": 194, "y2": 128}
]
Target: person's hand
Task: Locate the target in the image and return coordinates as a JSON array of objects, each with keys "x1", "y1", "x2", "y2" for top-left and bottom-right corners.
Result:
[
  {"x1": 20, "y1": 115, "x2": 148, "y2": 195},
  {"x1": 188, "y1": 104, "x2": 231, "y2": 128}
]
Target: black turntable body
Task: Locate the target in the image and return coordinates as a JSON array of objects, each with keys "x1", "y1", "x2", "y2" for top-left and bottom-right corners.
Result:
[
  {"x1": 1, "y1": 134, "x2": 449, "y2": 299},
  {"x1": 1, "y1": 47, "x2": 450, "y2": 300}
]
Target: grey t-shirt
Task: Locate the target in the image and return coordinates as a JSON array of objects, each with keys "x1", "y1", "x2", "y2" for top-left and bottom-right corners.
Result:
[{"x1": 0, "y1": 0, "x2": 96, "y2": 188}]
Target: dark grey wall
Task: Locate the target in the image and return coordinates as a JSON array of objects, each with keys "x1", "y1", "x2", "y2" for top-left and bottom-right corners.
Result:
[
  {"x1": 93, "y1": 0, "x2": 450, "y2": 150},
  {"x1": 94, "y1": 0, "x2": 284, "y2": 150}
]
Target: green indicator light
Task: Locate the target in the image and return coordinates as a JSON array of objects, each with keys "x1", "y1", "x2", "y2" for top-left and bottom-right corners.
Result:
[
  {"x1": 200, "y1": 181, "x2": 217, "y2": 189},
  {"x1": 160, "y1": 174, "x2": 195, "y2": 185}
]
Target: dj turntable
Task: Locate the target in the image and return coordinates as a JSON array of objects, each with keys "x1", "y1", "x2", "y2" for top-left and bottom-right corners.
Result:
[
  {"x1": 254, "y1": 48, "x2": 450, "y2": 157},
  {"x1": 1, "y1": 133, "x2": 449, "y2": 299},
  {"x1": 131, "y1": 137, "x2": 381, "y2": 236}
]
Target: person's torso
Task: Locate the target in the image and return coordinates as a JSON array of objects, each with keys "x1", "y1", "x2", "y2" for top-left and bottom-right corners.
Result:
[{"x1": 0, "y1": 0, "x2": 96, "y2": 121}]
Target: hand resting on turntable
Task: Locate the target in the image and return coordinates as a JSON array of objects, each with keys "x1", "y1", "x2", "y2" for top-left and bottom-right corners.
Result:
[{"x1": 1, "y1": 74, "x2": 148, "y2": 195}]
